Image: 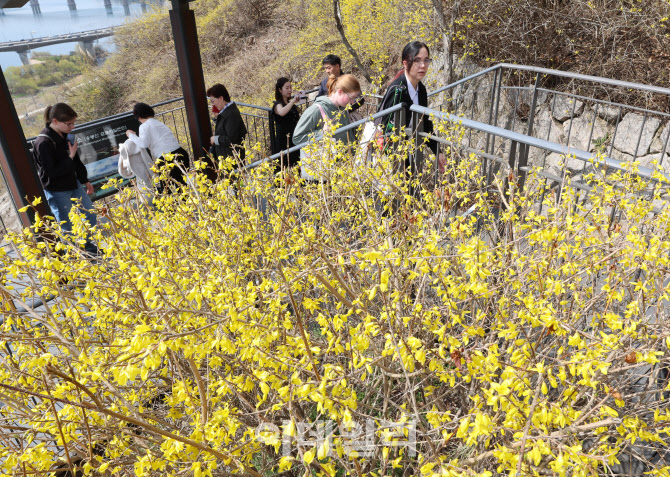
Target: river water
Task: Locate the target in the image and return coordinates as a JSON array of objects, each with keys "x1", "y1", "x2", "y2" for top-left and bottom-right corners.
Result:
[{"x1": 0, "y1": 0, "x2": 157, "y2": 68}]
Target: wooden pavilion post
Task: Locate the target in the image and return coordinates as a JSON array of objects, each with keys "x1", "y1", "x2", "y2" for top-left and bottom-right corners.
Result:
[{"x1": 169, "y1": 0, "x2": 212, "y2": 161}]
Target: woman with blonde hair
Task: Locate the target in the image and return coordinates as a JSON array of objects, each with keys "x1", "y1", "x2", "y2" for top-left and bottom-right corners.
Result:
[
  {"x1": 293, "y1": 74, "x2": 361, "y2": 146},
  {"x1": 293, "y1": 74, "x2": 361, "y2": 182}
]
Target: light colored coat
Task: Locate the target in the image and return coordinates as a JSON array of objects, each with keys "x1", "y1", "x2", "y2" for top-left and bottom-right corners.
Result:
[{"x1": 118, "y1": 140, "x2": 155, "y2": 192}]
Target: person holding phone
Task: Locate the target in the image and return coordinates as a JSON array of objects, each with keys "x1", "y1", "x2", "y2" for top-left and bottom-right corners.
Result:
[
  {"x1": 32, "y1": 103, "x2": 98, "y2": 255},
  {"x1": 271, "y1": 77, "x2": 302, "y2": 171}
]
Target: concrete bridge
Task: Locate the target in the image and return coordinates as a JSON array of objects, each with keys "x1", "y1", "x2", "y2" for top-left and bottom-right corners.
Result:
[
  {"x1": 0, "y1": 0, "x2": 162, "y2": 21},
  {"x1": 0, "y1": 27, "x2": 116, "y2": 64}
]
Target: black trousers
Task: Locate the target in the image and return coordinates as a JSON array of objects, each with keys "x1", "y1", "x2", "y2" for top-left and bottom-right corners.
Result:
[{"x1": 156, "y1": 146, "x2": 190, "y2": 194}]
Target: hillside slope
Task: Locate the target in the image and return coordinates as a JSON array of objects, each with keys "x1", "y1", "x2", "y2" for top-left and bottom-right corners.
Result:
[
  {"x1": 69, "y1": 0, "x2": 426, "y2": 120},
  {"x1": 68, "y1": 0, "x2": 670, "y2": 121}
]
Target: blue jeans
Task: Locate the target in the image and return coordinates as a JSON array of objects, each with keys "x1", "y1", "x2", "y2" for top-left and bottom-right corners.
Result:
[{"x1": 44, "y1": 184, "x2": 98, "y2": 254}]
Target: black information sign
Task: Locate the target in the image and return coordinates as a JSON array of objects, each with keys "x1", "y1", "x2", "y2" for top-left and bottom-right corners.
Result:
[{"x1": 73, "y1": 117, "x2": 140, "y2": 182}]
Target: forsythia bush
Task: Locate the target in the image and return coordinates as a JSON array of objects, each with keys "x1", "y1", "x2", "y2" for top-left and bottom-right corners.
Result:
[{"x1": 1, "y1": 123, "x2": 670, "y2": 476}]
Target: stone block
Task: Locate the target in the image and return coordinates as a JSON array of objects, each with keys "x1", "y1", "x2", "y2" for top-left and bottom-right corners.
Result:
[
  {"x1": 551, "y1": 95, "x2": 584, "y2": 122},
  {"x1": 454, "y1": 89, "x2": 475, "y2": 117},
  {"x1": 543, "y1": 151, "x2": 587, "y2": 172},
  {"x1": 505, "y1": 88, "x2": 549, "y2": 120},
  {"x1": 526, "y1": 108, "x2": 564, "y2": 164},
  {"x1": 650, "y1": 122, "x2": 670, "y2": 154},
  {"x1": 612, "y1": 113, "x2": 662, "y2": 156},
  {"x1": 532, "y1": 108, "x2": 564, "y2": 143},
  {"x1": 489, "y1": 90, "x2": 515, "y2": 128},
  {"x1": 517, "y1": 88, "x2": 549, "y2": 110},
  {"x1": 609, "y1": 148, "x2": 635, "y2": 164},
  {"x1": 636, "y1": 152, "x2": 670, "y2": 172},
  {"x1": 596, "y1": 104, "x2": 623, "y2": 124},
  {"x1": 512, "y1": 118, "x2": 528, "y2": 135},
  {"x1": 562, "y1": 112, "x2": 613, "y2": 153},
  {"x1": 0, "y1": 191, "x2": 21, "y2": 234},
  {"x1": 474, "y1": 82, "x2": 495, "y2": 122}
]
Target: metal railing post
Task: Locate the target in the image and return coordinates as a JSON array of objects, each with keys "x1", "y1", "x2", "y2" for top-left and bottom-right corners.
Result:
[
  {"x1": 517, "y1": 74, "x2": 542, "y2": 195},
  {"x1": 411, "y1": 110, "x2": 425, "y2": 198},
  {"x1": 503, "y1": 140, "x2": 518, "y2": 213},
  {"x1": 268, "y1": 109, "x2": 276, "y2": 155},
  {"x1": 485, "y1": 68, "x2": 502, "y2": 187}
]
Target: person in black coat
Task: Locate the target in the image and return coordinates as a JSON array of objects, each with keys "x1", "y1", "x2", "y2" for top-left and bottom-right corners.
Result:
[
  {"x1": 271, "y1": 77, "x2": 301, "y2": 171},
  {"x1": 378, "y1": 41, "x2": 443, "y2": 168},
  {"x1": 206, "y1": 83, "x2": 248, "y2": 181},
  {"x1": 32, "y1": 103, "x2": 98, "y2": 255}
]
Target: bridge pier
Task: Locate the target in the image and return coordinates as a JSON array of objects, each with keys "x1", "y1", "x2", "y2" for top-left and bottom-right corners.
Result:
[
  {"x1": 67, "y1": 0, "x2": 77, "y2": 15},
  {"x1": 103, "y1": 0, "x2": 112, "y2": 15},
  {"x1": 29, "y1": 0, "x2": 40, "y2": 15},
  {"x1": 122, "y1": 0, "x2": 130, "y2": 16},
  {"x1": 141, "y1": 0, "x2": 146, "y2": 12},
  {"x1": 17, "y1": 50, "x2": 30, "y2": 66},
  {"x1": 77, "y1": 41, "x2": 96, "y2": 62}
]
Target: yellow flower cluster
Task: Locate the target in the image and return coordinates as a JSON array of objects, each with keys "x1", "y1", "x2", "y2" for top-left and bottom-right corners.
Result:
[{"x1": 1, "y1": 121, "x2": 670, "y2": 477}]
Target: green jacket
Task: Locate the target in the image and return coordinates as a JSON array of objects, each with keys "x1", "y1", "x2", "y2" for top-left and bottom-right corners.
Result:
[{"x1": 292, "y1": 96, "x2": 353, "y2": 146}]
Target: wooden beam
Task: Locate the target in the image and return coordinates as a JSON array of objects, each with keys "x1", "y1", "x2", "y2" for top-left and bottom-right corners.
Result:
[
  {"x1": 169, "y1": 0, "x2": 211, "y2": 161},
  {"x1": 0, "y1": 67, "x2": 48, "y2": 228}
]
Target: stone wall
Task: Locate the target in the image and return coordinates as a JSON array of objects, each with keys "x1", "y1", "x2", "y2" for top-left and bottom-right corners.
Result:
[
  {"x1": 429, "y1": 60, "x2": 670, "y2": 179},
  {"x1": 0, "y1": 186, "x2": 21, "y2": 237}
]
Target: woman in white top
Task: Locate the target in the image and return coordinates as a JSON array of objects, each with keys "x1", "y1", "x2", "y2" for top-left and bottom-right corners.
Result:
[{"x1": 125, "y1": 102, "x2": 190, "y2": 193}]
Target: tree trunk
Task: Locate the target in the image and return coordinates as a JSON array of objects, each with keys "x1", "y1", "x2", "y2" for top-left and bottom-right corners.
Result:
[
  {"x1": 431, "y1": 0, "x2": 461, "y2": 106},
  {"x1": 332, "y1": 0, "x2": 372, "y2": 85}
]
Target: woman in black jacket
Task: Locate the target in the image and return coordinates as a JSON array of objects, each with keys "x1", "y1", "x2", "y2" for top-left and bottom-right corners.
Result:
[
  {"x1": 32, "y1": 103, "x2": 98, "y2": 255},
  {"x1": 206, "y1": 83, "x2": 248, "y2": 181},
  {"x1": 378, "y1": 41, "x2": 442, "y2": 169},
  {"x1": 271, "y1": 77, "x2": 301, "y2": 171}
]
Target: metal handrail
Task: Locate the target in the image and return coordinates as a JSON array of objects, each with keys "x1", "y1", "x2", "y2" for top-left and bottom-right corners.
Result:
[
  {"x1": 429, "y1": 63, "x2": 670, "y2": 99},
  {"x1": 25, "y1": 90, "x2": 381, "y2": 142},
  {"x1": 497, "y1": 63, "x2": 670, "y2": 96},
  {"x1": 427, "y1": 64, "x2": 501, "y2": 98},
  {"x1": 25, "y1": 97, "x2": 187, "y2": 142},
  {"x1": 238, "y1": 102, "x2": 407, "y2": 173},
  {"x1": 409, "y1": 104, "x2": 670, "y2": 183},
  {"x1": 237, "y1": 101, "x2": 272, "y2": 112}
]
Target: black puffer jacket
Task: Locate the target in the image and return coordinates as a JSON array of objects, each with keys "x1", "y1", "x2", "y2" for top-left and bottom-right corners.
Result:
[{"x1": 32, "y1": 127, "x2": 88, "y2": 191}]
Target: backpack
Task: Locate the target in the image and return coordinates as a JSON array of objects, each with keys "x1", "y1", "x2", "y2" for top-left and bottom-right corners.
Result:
[{"x1": 32, "y1": 133, "x2": 56, "y2": 162}]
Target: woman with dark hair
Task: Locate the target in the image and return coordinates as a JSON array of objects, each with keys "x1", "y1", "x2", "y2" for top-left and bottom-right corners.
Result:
[
  {"x1": 32, "y1": 103, "x2": 98, "y2": 254},
  {"x1": 125, "y1": 102, "x2": 189, "y2": 193},
  {"x1": 207, "y1": 83, "x2": 248, "y2": 181},
  {"x1": 271, "y1": 77, "x2": 301, "y2": 170},
  {"x1": 378, "y1": 41, "x2": 442, "y2": 167}
]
